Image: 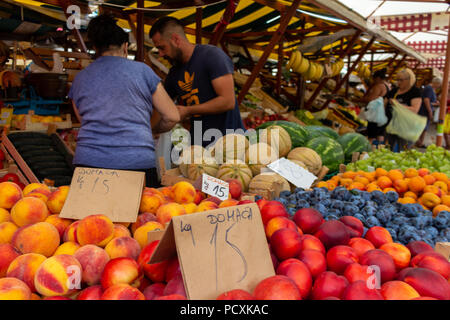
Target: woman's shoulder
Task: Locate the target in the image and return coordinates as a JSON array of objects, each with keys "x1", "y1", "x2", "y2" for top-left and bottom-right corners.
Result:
[{"x1": 409, "y1": 85, "x2": 422, "y2": 97}]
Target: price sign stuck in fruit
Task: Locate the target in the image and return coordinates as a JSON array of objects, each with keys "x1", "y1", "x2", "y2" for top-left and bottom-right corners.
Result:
[
  {"x1": 150, "y1": 203, "x2": 275, "y2": 300},
  {"x1": 267, "y1": 157, "x2": 317, "y2": 189},
  {"x1": 202, "y1": 173, "x2": 229, "y2": 201}
]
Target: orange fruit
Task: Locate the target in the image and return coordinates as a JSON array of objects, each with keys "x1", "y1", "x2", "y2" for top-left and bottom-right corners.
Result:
[
  {"x1": 330, "y1": 175, "x2": 341, "y2": 184},
  {"x1": 442, "y1": 195, "x2": 450, "y2": 207},
  {"x1": 327, "y1": 181, "x2": 337, "y2": 191},
  {"x1": 423, "y1": 175, "x2": 437, "y2": 185},
  {"x1": 354, "y1": 176, "x2": 370, "y2": 186},
  {"x1": 431, "y1": 172, "x2": 448, "y2": 183},
  {"x1": 418, "y1": 168, "x2": 430, "y2": 177},
  {"x1": 404, "y1": 168, "x2": 418, "y2": 178},
  {"x1": 349, "y1": 182, "x2": 365, "y2": 191},
  {"x1": 423, "y1": 185, "x2": 442, "y2": 197},
  {"x1": 376, "y1": 168, "x2": 388, "y2": 178},
  {"x1": 404, "y1": 191, "x2": 418, "y2": 200},
  {"x1": 398, "y1": 197, "x2": 416, "y2": 204},
  {"x1": 363, "y1": 171, "x2": 377, "y2": 182},
  {"x1": 432, "y1": 204, "x2": 450, "y2": 217},
  {"x1": 393, "y1": 179, "x2": 408, "y2": 194},
  {"x1": 433, "y1": 181, "x2": 448, "y2": 194},
  {"x1": 342, "y1": 171, "x2": 357, "y2": 179},
  {"x1": 316, "y1": 181, "x2": 328, "y2": 188},
  {"x1": 408, "y1": 176, "x2": 426, "y2": 194},
  {"x1": 340, "y1": 178, "x2": 353, "y2": 188},
  {"x1": 366, "y1": 183, "x2": 382, "y2": 192},
  {"x1": 383, "y1": 188, "x2": 397, "y2": 193},
  {"x1": 420, "y1": 192, "x2": 441, "y2": 209},
  {"x1": 388, "y1": 169, "x2": 404, "y2": 182},
  {"x1": 377, "y1": 176, "x2": 393, "y2": 189}
]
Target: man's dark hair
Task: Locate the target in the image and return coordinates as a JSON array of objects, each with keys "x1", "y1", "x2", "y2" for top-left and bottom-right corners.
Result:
[
  {"x1": 373, "y1": 68, "x2": 387, "y2": 80},
  {"x1": 149, "y1": 16, "x2": 185, "y2": 38},
  {"x1": 87, "y1": 14, "x2": 129, "y2": 55}
]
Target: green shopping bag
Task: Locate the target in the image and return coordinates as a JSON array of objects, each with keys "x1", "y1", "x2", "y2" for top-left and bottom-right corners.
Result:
[{"x1": 386, "y1": 99, "x2": 427, "y2": 143}]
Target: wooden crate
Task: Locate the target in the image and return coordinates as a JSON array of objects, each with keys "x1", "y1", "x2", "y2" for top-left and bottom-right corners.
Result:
[
  {"x1": 159, "y1": 157, "x2": 195, "y2": 187},
  {"x1": 14, "y1": 111, "x2": 72, "y2": 132}
]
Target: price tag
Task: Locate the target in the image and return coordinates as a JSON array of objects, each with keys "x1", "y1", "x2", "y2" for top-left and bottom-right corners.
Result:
[
  {"x1": 367, "y1": 166, "x2": 375, "y2": 172},
  {"x1": 267, "y1": 158, "x2": 317, "y2": 189},
  {"x1": 202, "y1": 173, "x2": 229, "y2": 201}
]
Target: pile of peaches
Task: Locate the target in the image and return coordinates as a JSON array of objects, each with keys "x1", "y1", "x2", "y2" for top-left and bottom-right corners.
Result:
[{"x1": 318, "y1": 168, "x2": 450, "y2": 216}]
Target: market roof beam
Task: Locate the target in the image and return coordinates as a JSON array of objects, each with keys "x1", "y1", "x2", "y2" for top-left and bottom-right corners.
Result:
[{"x1": 210, "y1": 0, "x2": 240, "y2": 45}]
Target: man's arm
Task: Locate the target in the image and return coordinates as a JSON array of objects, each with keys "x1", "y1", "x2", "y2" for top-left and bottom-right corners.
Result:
[
  {"x1": 178, "y1": 73, "x2": 236, "y2": 120},
  {"x1": 152, "y1": 83, "x2": 180, "y2": 133}
]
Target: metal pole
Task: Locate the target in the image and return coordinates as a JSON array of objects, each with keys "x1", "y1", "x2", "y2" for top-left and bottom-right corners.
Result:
[{"x1": 436, "y1": 16, "x2": 450, "y2": 147}]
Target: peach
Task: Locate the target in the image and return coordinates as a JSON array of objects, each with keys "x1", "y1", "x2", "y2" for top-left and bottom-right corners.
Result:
[
  {"x1": 6, "y1": 253, "x2": 46, "y2": 292},
  {"x1": 139, "y1": 191, "x2": 165, "y2": 214},
  {"x1": 171, "y1": 181, "x2": 196, "y2": 204},
  {"x1": 100, "y1": 257, "x2": 141, "y2": 289},
  {"x1": 298, "y1": 234, "x2": 326, "y2": 255},
  {"x1": 156, "y1": 294, "x2": 186, "y2": 300},
  {"x1": 253, "y1": 275, "x2": 302, "y2": 300},
  {"x1": 12, "y1": 222, "x2": 60, "y2": 257},
  {"x1": 53, "y1": 242, "x2": 80, "y2": 256},
  {"x1": 404, "y1": 191, "x2": 418, "y2": 200},
  {"x1": 156, "y1": 203, "x2": 186, "y2": 225},
  {"x1": 326, "y1": 245, "x2": 359, "y2": 275},
  {"x1": 380, "y1": 281, "x2": 420, "y2": 300},
  {"x1": 101, "y1": 283, "x2": 145, "y2": 300},
  {"x1": 217, "y1": 289, "x2": 254, "y2": 300},
  {"x1": 423, "y1": 185, "x2": 442, "y2": 198},
  {"x1": 31, "y1": 293, "x2": 40, "y2": 300},
  {"x1": 76, "y1": 214, "x2": 115, "y2": 247},
  {"x1": 339, "y1": 216, "x2": 364, "y2": 238},
  {"x1": 0, "y1": 182, "x2": 23, "y2": 209},
  {"x1": 63, "y1": 221, "x2": 79, "y2": 243},
  {"x1": 195, "y1": 200, "x2": 219, "y2": 212},
  {"x1": 131, "y1": 212, "x2": 158, "y2": 234},
  {"x1": 163, "y1": 273, "x2": 186, "y2": 297},
  {"x1": 46, "y1": 186, "x2": 69, "y2": 214},
  {"x1": 193, "y1": 190, "x2": 205, "y2": 205},
  {"x1": 364, "y1": 226, "x2": 393, "y2": 248},
  {"x1": 22, "y1": 183, "x2": 49, "y2": 196},
  {"x1": 159, "y1": 186, "x2": 174, "y2": 201},
  {"x1": 406, "y1": 241, "x2": 434, "y2": 257},
  {"x1": 34, "y1": 254, "x2": 82, "y2": 297},
  {"x1": 0, "y1": 221, "x2": 18, "y2": 244},
  {"x1": 218, "y1": 199, "x2": 239, "y2": 208},
  {"x1": 418, "y1": 168, "x2": 430, "y2": 177},
  {"x1": 423, "y1": 174, "x2": 436, "y2": 185},
  {"x1": 133, "y1": 221, "x2": 165, "y2": 249},
  {"x1": 314, "y1": 220, "x2": 350, "y2": 250},
  {"x1": 113, "y1": 224, "x2": 131, "y2": 238},
  {"x1": 260, "y1": 201, "x2": 289, "y2": 225},
  {"x1": 311, "y1": 271, "x2": 349, "y2": 300},
  {"x1": 238, "y1": 199, "x2": 253, "y2": 205},
  {"x1": 265, "y1": 216, "x2": 301, "y2": 239},
  {"x1": 165, "y1": 257, "x2": 181, "y2": 282},
  {"x1": 73, "y1": 244, "x2": 110, "y2": 285},
  {"x1": 404, "y1": 168, "x2": 418, "y2": 178},
  {"x1": 380, "y1": 243, "x2": 411, "y2": 270},
  {"x1": 377, "y1": 176, "x2": 392, "y2": 189},
  {"x1": 399, "y1": 267, "x2": 450, "y2": 300},
  {"x1": 204, "y1": 196, "x2": 222, "y2": 206},
  {"x1": 393, "y1": 179, "x2": 408, "y2": 193},
  {"x1": 0, "y1": 208, "x2": 11, "y2": 223},
  {"x1": 298, "y1": 249, "x2": 327, "y2": 278},
  {"x1": 276, "y1": 259, "x2": 312, "y2": 299},
  {"x1": 434, "y1": 181, "x2": 448, "y2": 194},
  {"x1": 26, "y1": 186, "x2": 52, "y2": 201},
  {"x1": 137, "y1": 240, "x2": 168, "y2": 282},
  {"x1": 348, "y1": 237, "x2": 376, "y2": 257},
  {"x1": 343, "y1": 263, "x2": 372, "y2": 283},
  {"x1": 143, "y1": 283, "x2": 166, "y2": 300},
  {"x1": 270, "y1": 228, "x2": 302, "y2": 261},
  {"x1": 408, "y1": 176, "x2": 426, "y2": 193},
  {"x1": 360, "y1": 249, "x2": 396, "y2": 283},
  {"x1": 0, "y1": 277, "x2": 31, "y2": 300},
  {"x1": 410, "y1": 251, "x2": 450, "y2": 280},
  {"x1": 44, "y1": 214, "x2": 72, "y2": 238},
  {"x1": 77, "y1": 285, "x2": 103, "y2": 300},
  {"x1": 226, "y1": 179, "x2": 243, "y2": 200},
  {"x1": 182, "y1": 203, "x2": 198, "y2": 214},
  {"x1": 105, "y1": 236, "x2": 141, "y2": 260},
  {"x1": 256, "y1": 198, "x2": 269, "y2": 211},
  {"x1": 0, "y1": 243, "x2": 21, "y2": 277},
  {"x1": 342, "y1": 280, "x2": 383, "y2": 300},
  {"x1": 293, "y1": 208, "x2": 324, "y2": 234},
  {"x1": 10, "y1": 196, "x2": 48, "y2": 227},
  {"x1": 136, "y1": 276, "x2": 151, "y2": 292}
]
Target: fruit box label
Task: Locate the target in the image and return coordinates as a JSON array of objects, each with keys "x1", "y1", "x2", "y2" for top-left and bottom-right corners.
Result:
[
  {"x1": 59, "y1": 167, "x2": 145, "y2": 223},
  {"x1": 150, "y1": 203, "x2": 275, "y2": 300}
]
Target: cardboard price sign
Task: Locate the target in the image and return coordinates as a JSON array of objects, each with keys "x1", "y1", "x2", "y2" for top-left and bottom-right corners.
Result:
[
  {"x1": 59, "y1": 167, "x2": 145, "y2": 222},
  {"x1": 202, "y1": 173, "x2": 229, "y2": 201},
  {"x1": 267, "y1": 157, "x2": 317, "y2": 189},
  {"x1": 150, "y1": 203, "x2": 275, "y2": 300}
]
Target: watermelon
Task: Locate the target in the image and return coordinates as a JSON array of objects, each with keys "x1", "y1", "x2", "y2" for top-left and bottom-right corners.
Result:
[
  {"x1": 256, "y1": 120, "x2": 308, "y2": 148},
  {"x1": 305, "y1": 137, "x2": 345, "y2": 172},
  {"x1": 337, "y1": 133, "x2": 372, "y2": 163},
  {"x1": 305, "y1": 125, "x2": 340, "y2": 141}
]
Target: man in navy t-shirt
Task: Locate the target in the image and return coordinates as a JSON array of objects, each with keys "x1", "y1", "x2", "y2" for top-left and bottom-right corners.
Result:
[{"x1": 150, "y1": 17, "x2": 245, "y2": 148}]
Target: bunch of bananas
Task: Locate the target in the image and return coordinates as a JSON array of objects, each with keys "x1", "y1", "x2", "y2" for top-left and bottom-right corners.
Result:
[
  {"x1": 329, "y1": 59, "x2": 345, "y2": 77},
  {"x1": 287, "y1": 50, "x2": 324, "y2": 81},
  {"x1": 356, "y1": 62, "x2": 371, "y2": 80}
]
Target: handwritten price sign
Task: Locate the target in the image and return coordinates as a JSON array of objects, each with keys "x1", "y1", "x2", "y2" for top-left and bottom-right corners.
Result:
[
  {"x1": 267, "y1": 157, "x2": 317, "y2": 189},
  {"x1": 150, "y1": 203, "x2": 275, "y2": 300},
  {"x1": 202, "y1": 174, "x2": 229, "y2": 201}
]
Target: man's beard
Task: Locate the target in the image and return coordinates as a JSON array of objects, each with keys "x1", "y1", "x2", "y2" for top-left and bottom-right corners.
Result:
[{"x1": 166, "y1": 47, "x2": 184, "y2": 67}]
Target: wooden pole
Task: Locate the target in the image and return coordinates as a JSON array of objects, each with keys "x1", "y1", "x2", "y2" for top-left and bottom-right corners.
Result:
[
  {"x1": 436, "y1": 16, "x2": 450, "y2": 147},
  {"x1": 387, "y1": 54, "x2": 407, "y2": 82},
  {"x1": 345, "y1": 54, "x2": 351, "y2": 98},
  {"x1": 210, "y1": 0, "x2": 240, "y2": 45},
  {"x1": 237, "y1": 0, "x2": 302, "y2": 105},
  {"x1": 276, "y1": 41, "x2": 284, "y2": 97},
  {"x1": 242, "y1": 43, "x2": 255, "y2": 69},
  {"x1": 135, "y1": 0, "x2": 145, "y2": 62},
  {"x1": 196, "y1": 7, "x2": 203, "y2": 44}
]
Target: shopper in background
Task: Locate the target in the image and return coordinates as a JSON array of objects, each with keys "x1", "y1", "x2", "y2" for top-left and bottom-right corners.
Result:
[
  {"x1": 149, "y1": 17, "x2": 245, "y2": 148},
  {"x1": 69, "y1": 14, "x2": 180, "y2": 187},
  {"x1": 385, "y1": 68, "x2": 422, "y2": 152},
  {"x1": 416, "y1": 77, "x2": 442, "y2": 148},
  {"x1": 360, "y1": 68, "x2": 390, "y2": 145}
]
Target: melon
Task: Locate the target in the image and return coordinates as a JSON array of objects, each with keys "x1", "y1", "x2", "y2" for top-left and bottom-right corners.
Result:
[
  {"x1": 287, "y1": 147, "x2": 322, "y2": 175},
  {"x1": 245, "y1": 142, "x2": 278, "y2": 176},
  {"x1": 305, "y1": 137, "x2": 345, "y2": 173},
  {"x1": 216, "y1": 160, "x2": 253, "y2": 191},
  {"x1": 337, "y1": 132, "x2": 372, "y2": 163},
  {"x1": 178, "y1": 145, "x2": 206, "y2": 177},
  {"x1": 213, "y1": 133, "x2": 249, "y2": 164},
  {"x1": 258, "y1": 125, "x2": 292, "y2": 157},
  {"x1": 304, "y1": 125, "x2": 339, "y2": 140},
  {"x1": 187, "y1": 157, "x2": 219, "y2": 181},
  {"x1": 249, "y1": 173, "x2": 291, "y2": 200}
]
